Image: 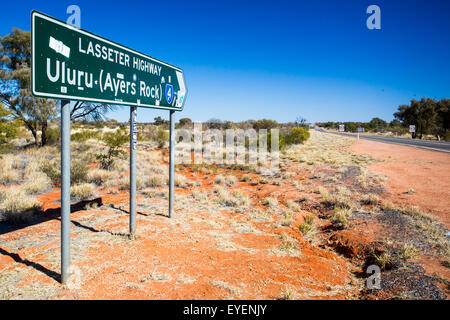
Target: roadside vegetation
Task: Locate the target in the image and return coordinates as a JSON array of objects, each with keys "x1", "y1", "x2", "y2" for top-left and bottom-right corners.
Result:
[{"x1": 317, "y1": 98, "x2": 450, "y2": 141}]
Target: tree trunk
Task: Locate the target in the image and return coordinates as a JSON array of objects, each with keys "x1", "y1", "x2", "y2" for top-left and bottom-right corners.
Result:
[
  {"x1": 33, "y1": 131, "x2": 39, "y2": 145},
  {"x1": 41, "y1": 121, "x2": 48, "y2": 146}
]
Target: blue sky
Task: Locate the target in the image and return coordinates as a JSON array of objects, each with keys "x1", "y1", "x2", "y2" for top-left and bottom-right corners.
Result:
[{"x1": 1, "y1": 0, "x2": 449, "y2": 123}]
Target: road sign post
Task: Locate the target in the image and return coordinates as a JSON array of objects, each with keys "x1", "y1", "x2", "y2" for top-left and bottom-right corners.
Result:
[
  {"x1": 169, "y1": 110, "x2": 175, "y2": 218},
  {"x1": 60, "y1": 100, "x2": 71, "y2": 284},
  {"x1": 357, "y1": 127, "x2": 364, "y2": 140},
  {"x1": 130, "y1": 107, "x2": 137, "y2": 236},
  {"x1": 31, "y1": 10, "x2": 187, "y2": 284}
]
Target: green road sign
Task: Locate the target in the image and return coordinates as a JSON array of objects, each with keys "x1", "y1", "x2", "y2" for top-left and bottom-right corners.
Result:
[{"x1": 31, "y1": 10, "x2": 187, "y2": 111}]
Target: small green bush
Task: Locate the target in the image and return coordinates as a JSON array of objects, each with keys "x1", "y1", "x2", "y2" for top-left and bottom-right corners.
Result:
[
  {"x1": 41, "y1": 159, "x2": 88, "y2": 185},
  {"x1": 285, "y1": 127, "x2": 310, "y2": 145},
  {"x1": 96, "y1": 130, "x2": 128, "y2": 170},
  {"x1": 298, "y1": 215, "x2": 316, "y2": 236},
  {"x1": 71, "y1": 130, "x2": 101, "y2": 142},
  {"x1": 0, "y1": 105, "x2": 18, "y2": 152},
  {"x1": 266, "y1": 132, "x2": 286, "y2": 152},
  {"x1": 45, "y1": 127, "x2": 61, "y2": 145}
]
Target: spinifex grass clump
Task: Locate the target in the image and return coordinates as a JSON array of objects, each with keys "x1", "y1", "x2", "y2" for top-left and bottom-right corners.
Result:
[
  {"x1": 70, "y1": 183, "x2": 95, "y2": 200},
  {"x1": 298, "y1": 215, "x2": 316, "y2": 237},
  {"x1": 41, "y1": 159, "x2": 89, "y2": 185},
  {"x1": 0, "y1": 188, "x2": 41, "y2": 224}
]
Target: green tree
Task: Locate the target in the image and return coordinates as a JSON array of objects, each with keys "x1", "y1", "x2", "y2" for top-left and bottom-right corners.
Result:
[
  {"x1": 295, "y1": 116, "x2": 308, "y2": 128},
  {"x1": 206, "y1": 118, "x2": 223, "y2": 130},
  {"x1": 252, "y1": 119, "x2": 278, "y2": 130},
  {"x1": 154, "y1": 116, "x2": 168, "y2": 126},
  {"x1": 369, "y1": 117, "x2": 387, "y2": 131},
  {"x1": 0, "y1": 28, "x2": 116, "y2": 146},
  {"x1": 178, "y1": 117, "x2": 193, "y2": 128},
  {"x1": 436, "y1": 99, "x2": 450, "y2": 140},
  {"x1": 394, "y1": 98, "x2": 438, "y2": 139}
]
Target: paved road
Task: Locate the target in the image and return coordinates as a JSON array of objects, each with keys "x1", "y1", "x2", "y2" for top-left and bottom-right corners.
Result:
[{"x1": 316, "y1": 128, "x2": 450, "y2": 153}]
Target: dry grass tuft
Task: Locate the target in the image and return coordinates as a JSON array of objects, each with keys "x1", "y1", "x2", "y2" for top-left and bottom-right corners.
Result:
[
  {"x1": 331, "y1": 207, "x2": 352, "y2": 228},
  {"x1": 23, "y1": 172, "x2": 51, "y2": 194},
  {"x1": 0, "y1": 188, "x2": 41, "y2": 224},
  {"x1": 261, "y1": 197, "x2": 278, "y2": 209},
  {"x1": 399, "y1": 243, "x2": 420, "y2": 261},
  {"x1": 214, "y1": 174, "x2": 237, "y2": 186},
  {"x1": 279, "y1": 286, "x2": 295, "y2": 300},
  {"x1": 280, "y1": 210, "x2": 293, "y2": 226},
  {"x1": 70, "y1": 183, "x2": 96, "y2": 200},
  {"x1": 214, "y1": 186, "x2": 249, "y2": 208},
  {"x1": 119, "y1": 175, "x2": 145, "y2": 190},
  {"x1": 286, "y1": 199, "x2": 300, "y2": 212},
  {"x1": 146, "y1": 174, "x2": 168, "y2": 187},
  {"x1": 87, "y1": 169, "x2": 115, "y2": 185},
  {"x1": 360, "y1": 193, "x2": 380, "y2": 205},
  {"x1": 174, "y1": 174, "x2": 187, "y2": 187},
  {"x1": 373, "y1": 251, "x2": 393, "y2": 270},
  {"x1": 0, "y1": 155, "x2": 20, "y2": 184},
  {"x1": 298, "y1": 215, "x2": 316, "y2": 237}
]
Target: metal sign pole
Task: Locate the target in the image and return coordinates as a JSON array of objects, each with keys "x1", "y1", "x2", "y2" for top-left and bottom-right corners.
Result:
[
  {"x1": 169, "y1": 110, "x2": 175, "y2": 218},
  {"x1": 130, "y1": 106, "x2": 137, "y2": 236},
  {"x1": 60, "y1": 100, "x2": 71, "y2": 284}
]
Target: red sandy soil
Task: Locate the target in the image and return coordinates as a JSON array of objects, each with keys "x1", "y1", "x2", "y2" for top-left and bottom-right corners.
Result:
[
  {"x1": 0, "y1": 170, "x2": 359, "y2": 299},
  {"x1": 1, "y1": 138, "x2": 448, "y2": 300},
  {"x1": 350, "y1": 139, "x2": 450, "y2": 297},
  {"x1": 350, "y1": 140, "x2": 450, "y2": 228}
]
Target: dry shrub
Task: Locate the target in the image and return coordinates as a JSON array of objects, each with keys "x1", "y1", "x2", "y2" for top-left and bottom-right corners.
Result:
[
  {"x1": 119, "y1": 175, "x2": 145, "y2": 190},
  {"x1": 214, "y1": 186, "x2": 249, "y2": 208},
  {"x1": 146, "y1": 174, "x2": 168, "y2": 187},
  {"x1": 214, "y1": 174, "x2": 237, "y2": 187},
  {"x1": 191, "y1": 190, "x2": 208, "y2": 201},
  {"x1": 281, "y1": 210, "x2": 293, "y2": 226},
  {"x1": 0, "y1": 188, "x2": 41, "y2": 224},
  {"x1": 286, "y1": 200, "x2": 300, "y2": 212},
  {"x1": 148, "y1": 164, "x2": 166, "y2": 174},
  {"x1": 331, "y1": 207, "x2": 352, "y2": 228},
  {"x1": 23, "y1": 172, "x2": 51, "y2": 194},
  {"x1": 399, "y1": 243, "x2": 420, "y2": 261},
  {"x1": 320, "y1": 187, "x2": 352, "y2": 209},
  {"x1": 261, "y1": 197, "x2": 278, "y2": 208},
  {"x1": 87, "y1": 169, "x2": 115, "y2": 185},
  {"x1": 360, "y1": 193, "x2": 380, "y2": 205},
  {"x1": 70, "y1": 183, "x2": 96, "y2": 200},
  {"x1": 0, "y1": 155, "x2": 20, "y2": 183},
  {"x1": 298, "y1": 215, "x2": 316, "y2": 237},
  {"x1": 174, "y1": 174, "x2": 187, "y2": 187}
]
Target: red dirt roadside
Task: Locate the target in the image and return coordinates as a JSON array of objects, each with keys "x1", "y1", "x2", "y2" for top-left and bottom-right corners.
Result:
[{"x1": 350, "y1": 139, "x2": 450, "y2": 228}]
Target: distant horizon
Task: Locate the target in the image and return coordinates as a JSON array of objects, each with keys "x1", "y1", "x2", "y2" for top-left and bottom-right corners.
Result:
[{"x1": 1, "y1": 0, "x2": 449, "y2": 124}]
